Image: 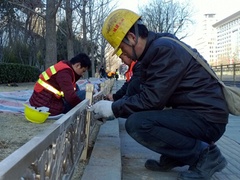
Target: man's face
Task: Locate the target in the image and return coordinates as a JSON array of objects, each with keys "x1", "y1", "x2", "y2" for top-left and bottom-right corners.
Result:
[
  {"x1": 119, "y1": 32, "x2": 138, "y2": 60},
  {"x1": 77, "y1": 67, "x2": 88, "y2": 77},
  {"x1": 73, "y1": 63, "x2": 88, "y2": 76},
  {"x1": 120, "y1": 54, "x2": 132, "y2": 66},
  {"x1": 119, "y1": 43, "x2": 133, "y2": 60}
]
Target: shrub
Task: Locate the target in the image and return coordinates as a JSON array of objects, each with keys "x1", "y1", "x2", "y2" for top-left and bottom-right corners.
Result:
[{"x1": 0, "y1": 63, "x2": 40, "y2": 84}]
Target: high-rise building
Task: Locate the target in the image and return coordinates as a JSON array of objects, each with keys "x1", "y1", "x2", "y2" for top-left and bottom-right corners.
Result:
[
  {"x1": 213, "y1": 11, "x2": 240, "y2": 65},
  {"x1": 193, "y1": 14, "x2": 218, "y2": 65}
]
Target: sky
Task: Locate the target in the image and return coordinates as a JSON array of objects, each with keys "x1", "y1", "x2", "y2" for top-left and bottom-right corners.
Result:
[
  {"x1": 113, "y1": 0, "x2": 240, "y2": 45},
  {"x1": 115, "y1": 0, "x2": 239, "y2": 21}
]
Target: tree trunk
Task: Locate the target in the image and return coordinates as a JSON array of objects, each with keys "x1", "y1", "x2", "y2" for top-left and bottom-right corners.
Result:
[
  {"x1": 88, "y1": 0, "x2": 95, "y2": 76},
  {"x1": 45, "y1": 0, "x2": 58, "y2": 69},
  {"x1": 81, "y1": 0, "x2": 87, "y2": 54},
  {"x1": 66, "y1": 0, "x2": 74, "y2": 59}
]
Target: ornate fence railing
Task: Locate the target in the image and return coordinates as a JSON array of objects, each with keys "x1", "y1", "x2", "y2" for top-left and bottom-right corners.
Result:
[{"x1": 0, "y1": 78, "x2": 114, "y2": 180}]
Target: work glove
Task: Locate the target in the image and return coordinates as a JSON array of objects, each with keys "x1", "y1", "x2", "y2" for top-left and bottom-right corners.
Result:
[{"x1": 89, "y1": 100, "x2": 115, "y2": 121}]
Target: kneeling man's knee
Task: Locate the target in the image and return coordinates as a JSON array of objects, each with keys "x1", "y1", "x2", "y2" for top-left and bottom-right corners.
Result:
[{"x1": 125, "y1": 113, "x2": 141, "y2": 135}]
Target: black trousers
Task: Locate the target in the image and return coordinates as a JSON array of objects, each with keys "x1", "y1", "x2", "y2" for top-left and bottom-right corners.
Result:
[{"x1": 125, "y1": 109, "x2": 226, "y2": 165}]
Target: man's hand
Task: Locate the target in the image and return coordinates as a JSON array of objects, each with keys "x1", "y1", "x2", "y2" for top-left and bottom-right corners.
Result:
[
  {"x1": 104, "y1": 93, "x2": 114, "y2": 101},
  {"x1": 89, "y1": 100, "x2": 115, "y2": 120}
]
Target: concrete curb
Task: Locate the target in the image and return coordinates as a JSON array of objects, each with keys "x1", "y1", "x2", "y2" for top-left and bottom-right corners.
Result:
[{"x1": 81, "y1": 119, "x2": 121, "y2": 180}]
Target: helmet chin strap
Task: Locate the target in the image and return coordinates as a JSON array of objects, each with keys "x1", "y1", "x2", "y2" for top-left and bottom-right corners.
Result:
[{"x1": 131, "y1": 46, "x2": 138, "y2": 61}]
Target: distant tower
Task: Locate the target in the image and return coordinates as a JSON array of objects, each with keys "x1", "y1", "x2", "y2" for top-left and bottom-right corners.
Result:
[{"x1": 195, "y1": 14, "x2": 218, "y2": 65}]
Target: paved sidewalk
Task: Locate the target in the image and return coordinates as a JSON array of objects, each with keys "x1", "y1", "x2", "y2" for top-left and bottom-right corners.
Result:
[
  {"x1": 82, "y1": 80, "x2": 240, "y2": 180},
  {"x1": 120, "y1": 116, "x2": 240, "y2": 180},
  {"x1": 81, "y1": 80, "x2": 123, "y2": 180}
]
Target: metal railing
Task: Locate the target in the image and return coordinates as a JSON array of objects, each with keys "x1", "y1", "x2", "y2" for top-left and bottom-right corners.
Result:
[
  {"x1": 212, "y1": 63, "x2": 240, "y2": 86},
  {"x1": 0, "y1": 78, "x2": 114, "y2": 180}
]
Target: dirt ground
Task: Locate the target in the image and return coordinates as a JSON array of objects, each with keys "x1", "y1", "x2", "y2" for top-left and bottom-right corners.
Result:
[
  {"x1": 0, "y1": 82, "x2": 55, "y2": 161},
  {"x1": 0, "y1": 82, "x2": 99, "y2": 179}
]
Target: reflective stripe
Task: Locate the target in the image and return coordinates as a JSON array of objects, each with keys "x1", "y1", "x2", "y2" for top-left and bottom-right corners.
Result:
[
  {"x1": 50, "y1": 65, "x2": 57, "y2": 74},
  {"x1": 34, "y1": 61, "x2": 76, "y2": 97},
  {"x1": 42, "y1": 71, "x2": 50, "y2": 80},
  {"x1": 41, "y1": 65, "x2": 57, "y2": 80},
  {"x1": 37, "y1": 79, "x2": 64, "y2": 97}
]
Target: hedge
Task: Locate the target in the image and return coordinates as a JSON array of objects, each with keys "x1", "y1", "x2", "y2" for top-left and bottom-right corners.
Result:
[{"x1": 0, "y1": 63, "x2": 40, "y2": 84}]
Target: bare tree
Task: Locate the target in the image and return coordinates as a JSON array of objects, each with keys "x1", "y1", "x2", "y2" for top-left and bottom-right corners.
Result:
[
  {"x1": 1, "y1": 0, "x2": 45, "y2": 66},
  {"x1": 139, "y1": 0, "x2": 194, "y2": 40},
  {"x1": 1, "y1": 0, "x2": 119, "y2": 76},
  {"x1": 93, "y1": 0, "x2": 118, "y2": 74},
  {"x1": 73, "y1": 0, "x2": 115, "y2": 76},
  {"x1": 56, "y1": 0, "x2": 85, "y2": 61},
  {"x1": 87, "y1": 0, "x2": 114, "y2": 75}
]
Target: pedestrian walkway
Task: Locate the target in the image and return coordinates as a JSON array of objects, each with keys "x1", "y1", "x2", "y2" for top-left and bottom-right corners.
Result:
[
  {"x1": 82, "y1": 80, "x2": 240, "y2": 180},
  {"x1": 120, "y1": 116, "x2": 240, "y2": 180}
]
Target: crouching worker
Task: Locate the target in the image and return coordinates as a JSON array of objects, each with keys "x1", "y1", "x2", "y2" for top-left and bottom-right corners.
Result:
[
  {"x1": 29, "y1": 53, "x2": 91, "y2": 116},
  {"x1": 91, "y1": 9, "x2": 229, "y2": 180}
]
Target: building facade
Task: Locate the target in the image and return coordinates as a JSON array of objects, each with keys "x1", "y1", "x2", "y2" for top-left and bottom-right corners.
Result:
[
  {"x1": 213, "y1": 11, "x2": 240, "y2": 65},
  {"x1": 195, "y1": 14, "x2": 218, "y2": 65}
]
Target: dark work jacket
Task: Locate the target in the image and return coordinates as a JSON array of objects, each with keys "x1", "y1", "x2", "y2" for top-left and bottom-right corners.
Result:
[
  {"x1": 29, "y1": 61, "x2": 82, "y2": 116},
  {"x1": 112, "y1": 31, "x2": 229, "y2": 124},
  {"x1": 113, "y1": 61, "x2": 141, "y2": 101}
]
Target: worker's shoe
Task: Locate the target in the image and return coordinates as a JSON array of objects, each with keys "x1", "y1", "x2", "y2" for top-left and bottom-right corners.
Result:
[
  {"x1": 177, "y1": 145, "x2": 227, "y2": 180},
  {"x1": 145, "y1": 155, "x2": 186, "y2": 171}
]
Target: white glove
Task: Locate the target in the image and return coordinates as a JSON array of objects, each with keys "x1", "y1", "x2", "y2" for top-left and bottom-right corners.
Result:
[{"x1": 89, "y1": 100, "x2": 115, "y2": 120}]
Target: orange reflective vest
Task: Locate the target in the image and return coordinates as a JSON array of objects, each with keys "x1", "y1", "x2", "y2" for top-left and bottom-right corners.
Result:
[
  {"x1": 125, "y1": 61, "x2": 137, "y2": 82},
  {"x1": 34, "y1": 61, "x2": 76, "y2": 98}
]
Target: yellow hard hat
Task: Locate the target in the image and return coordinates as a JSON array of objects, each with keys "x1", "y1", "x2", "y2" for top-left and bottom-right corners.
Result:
[
  {"x1": 102, "y1": 9, "x2": 140, "y2": 55},
  {"x1": 116, "y1": 49, "x2": 123, "y2": 57},
  {"x1": 23, "y1": 104, "x2": 50, "y2": 124}
]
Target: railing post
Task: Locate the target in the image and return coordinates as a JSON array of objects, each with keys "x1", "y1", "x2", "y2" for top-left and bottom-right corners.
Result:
[
  {"x1": 220, "y1": 64, "x2": 223, "y2": 81},
  {"x1": 81, "y1": 83, "x2": 94, "y2": 161},
  {"x1": 233, "y1": 63, "x2": 236, "y2": 86},
  {"x1": 105, "y1": 80, "x2": 110, "y2": 94},
  {"x1": 100, "y1": 82, "x2": 105, "y2": 92}
]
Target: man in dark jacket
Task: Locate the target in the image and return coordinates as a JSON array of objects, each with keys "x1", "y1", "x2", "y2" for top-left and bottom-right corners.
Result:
[
  {"x1": 106, "y1": 51, "x2": 141, "y2": 101},
  {"x1": 29, "y1": 53, "x2": 91, "y2": 116},
  {"x1": 99, "y1": 65, "x2": 107, "y2": 78},
  {"x1": 90, "y1": 9, "x2": 229, "y2": 180}
]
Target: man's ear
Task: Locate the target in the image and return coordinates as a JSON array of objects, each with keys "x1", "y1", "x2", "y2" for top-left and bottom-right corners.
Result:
[
  {"x1": 77, "y1": 62, "x2": 81, "y2": 68},
  {"x1": 126, "y1": 32, "x2": 137, "y2": 46}
]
